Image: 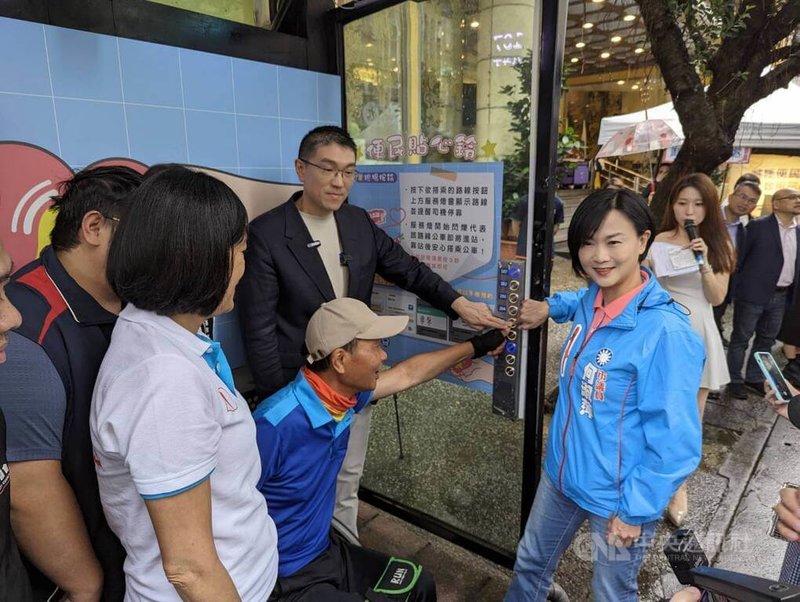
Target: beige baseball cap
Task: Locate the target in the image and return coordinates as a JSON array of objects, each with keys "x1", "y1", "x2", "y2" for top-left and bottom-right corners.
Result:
[{"x1": 305, "y1": 298, "x2": 409, "y2": 363}]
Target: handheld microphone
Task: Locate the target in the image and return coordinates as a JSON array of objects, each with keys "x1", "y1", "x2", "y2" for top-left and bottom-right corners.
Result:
[{"x1": 684, "y1": 219, "x2": 705, "y2": 266}]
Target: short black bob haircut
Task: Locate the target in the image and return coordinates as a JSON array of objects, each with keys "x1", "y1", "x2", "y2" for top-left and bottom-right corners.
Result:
[
  {"x1": 107, "y1": 166, "x2": 248, "y2": 317},
  {"x1": 50, "y1": 165, "x2": 143, "y2": 252},
  {"x1": 298, "y1": 125, "x2": 357, "y2": 161},
  {"x1": 567, "y1": 189, "x2": 656, "y2": 278}
]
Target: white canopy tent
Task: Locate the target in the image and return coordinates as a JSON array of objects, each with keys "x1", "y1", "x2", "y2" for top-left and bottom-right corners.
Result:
[{"x1": 597, "y1": 80, "x2": 800, "y2": 151}]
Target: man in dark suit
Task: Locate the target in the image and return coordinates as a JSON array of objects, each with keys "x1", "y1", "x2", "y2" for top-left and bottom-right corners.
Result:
[
  {"x1": 726, "y1": 188, "x2": 800, "y2": 399},
  {"x1": 713, "y1": 181, "x2": 761, "y2": 344},
  {"x1": 238, "y1": 125, "x2": 506, "y2": 536}
]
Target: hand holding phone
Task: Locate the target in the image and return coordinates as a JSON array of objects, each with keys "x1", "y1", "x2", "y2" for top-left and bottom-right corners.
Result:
[
  {"x1": 754, "y1": 352, "x2": 794, "y2": 403},
  {"x1": 770, "y1": 483, "x2": 800, "y2": 541}
]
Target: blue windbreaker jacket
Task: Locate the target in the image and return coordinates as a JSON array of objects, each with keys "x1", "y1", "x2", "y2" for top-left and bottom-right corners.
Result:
[{"x1": 543, "y1": 268, "x2": 705, "y2": 525}]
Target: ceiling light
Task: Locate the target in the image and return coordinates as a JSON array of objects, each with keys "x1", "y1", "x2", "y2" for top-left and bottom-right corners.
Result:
[
  {"x1": 571, "y1": 57, "x2": 579, "y2": 63},
  {"x1": 366, "y1": 42, "x2": 373, "y2": 48},
  {"x1": 611, "y1": 35, "x2": 622, "y2": 43},
  {"x1": 600, "y1": 51, "x2": 611, "y2": 58},
  {"x1": 576, "y1": 41, "x2": 586, "y2": 48},
  {"x1": 470, "y1": 20, "x2": 480, "y2": 28},
  {"x1": 592, "y1": 0, "x2": 604, "y2": 2},
  {"x1": 631, "y1": 84, "x2": 639, "y2": 90},
  {"x1": 617, "y1": 80, "x2": 625, "y2": 85},
  {"x1": 393, "y1": 67, "x2": 399, "y2": 72},
  {"x1": 582, "y1": 22, "x2": 594, "y2": 29},
  {"x1": 623, "y1": 14, "x2": 636, "y2": 21},
  {"x1": 634, "y1": 47, "x2": 645, "y2": 54}
]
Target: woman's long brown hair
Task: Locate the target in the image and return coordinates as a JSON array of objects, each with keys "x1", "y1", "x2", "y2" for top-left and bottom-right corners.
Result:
[{"x1": 661, "y1": 172, "x2": 737, "y2": 274}]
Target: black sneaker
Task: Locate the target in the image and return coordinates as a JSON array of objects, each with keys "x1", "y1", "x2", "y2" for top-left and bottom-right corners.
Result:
[
  {"x1": 744, "y1": 381, "x2": 766, "y2": 396},
  {"x1": 727, "y1": 383, "x2": 747, "y2": 399}
]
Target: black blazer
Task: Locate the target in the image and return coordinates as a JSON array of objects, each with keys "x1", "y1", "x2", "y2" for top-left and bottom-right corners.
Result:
[
  {"x1": 237, "y1": 192, "x2": 461, "y2": 396},
  {"x1": 725, "y1": 219, "x2": 747, "y2": 302},
  {"x1": 733, "y1": 213, "x2": 800, "y2": 306}
]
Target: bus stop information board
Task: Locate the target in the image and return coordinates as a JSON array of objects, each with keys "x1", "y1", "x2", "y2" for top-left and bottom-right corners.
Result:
[{"x1": 348, "y1": 162, "x2": 503, "y2": 393}]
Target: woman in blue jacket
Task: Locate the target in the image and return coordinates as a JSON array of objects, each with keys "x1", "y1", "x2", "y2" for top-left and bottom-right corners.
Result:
[{"x1": 505, "y1": 189, "x2": 705, "y2": 602}]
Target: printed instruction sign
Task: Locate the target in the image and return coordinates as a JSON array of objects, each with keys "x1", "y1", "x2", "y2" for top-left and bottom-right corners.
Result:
[{"x1": 348, "y1": 162, "x2": 503, "y2": 393}]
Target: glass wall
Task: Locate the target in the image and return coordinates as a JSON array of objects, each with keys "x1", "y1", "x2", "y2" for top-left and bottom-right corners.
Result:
[{"x1": 342, "y1": 0, "x2": 540, "y2": 554}]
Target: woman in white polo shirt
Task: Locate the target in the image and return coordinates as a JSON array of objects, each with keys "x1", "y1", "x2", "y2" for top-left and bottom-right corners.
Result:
[{"x1": 91, "y1": 166, "x2": 278, "y2": 601}]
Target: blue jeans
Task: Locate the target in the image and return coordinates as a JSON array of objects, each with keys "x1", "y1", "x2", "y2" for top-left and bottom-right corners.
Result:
[
  {"x1": 505, "y1": 475, "x2": 657, "y2": 602},
  {"x1": 726, "y1": 291, "x2": 788, "y2": 384}
]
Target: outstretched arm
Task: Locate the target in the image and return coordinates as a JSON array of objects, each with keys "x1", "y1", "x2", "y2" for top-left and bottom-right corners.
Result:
[{"x1": 372, "y1": 330, "x2": 504, "y2": 400}]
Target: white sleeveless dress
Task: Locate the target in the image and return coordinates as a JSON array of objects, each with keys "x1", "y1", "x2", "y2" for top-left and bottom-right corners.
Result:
[{"x1": 649, "y1": 242, "x2": 731, "y2": 390}]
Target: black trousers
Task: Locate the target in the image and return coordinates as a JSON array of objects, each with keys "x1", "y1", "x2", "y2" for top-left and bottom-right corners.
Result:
[{"x1": 270, "y1": 531, "x2": 436, "y2": 602}]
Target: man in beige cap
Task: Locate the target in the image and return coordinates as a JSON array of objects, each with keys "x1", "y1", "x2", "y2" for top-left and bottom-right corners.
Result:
[{"x1": 253, "y1": 298, "x2": 503, "y2": 601}]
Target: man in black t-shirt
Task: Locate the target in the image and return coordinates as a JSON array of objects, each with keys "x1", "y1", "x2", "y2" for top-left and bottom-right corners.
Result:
[{"x1": 0, "y1": 236, "x2": 32, "y2": 601}]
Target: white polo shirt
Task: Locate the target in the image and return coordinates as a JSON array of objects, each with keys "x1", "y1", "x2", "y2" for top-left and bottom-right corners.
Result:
[{"x1": 90, "y1": 305, "x2": 277, "y2": 601}]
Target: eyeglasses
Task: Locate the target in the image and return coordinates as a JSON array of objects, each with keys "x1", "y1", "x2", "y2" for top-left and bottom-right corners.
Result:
[
  {"x1": 774, "y1": 194, "x2": 800, "y2": 202},
  {"x1": 101, "y1": 214, "x2": 120, "y2": 223},
  {"x1": 733, "y1": 192, "x2": 759, "y2": 203},
  {"x1": 299, "y1": 158, "x2": 359, "y2": 181}
]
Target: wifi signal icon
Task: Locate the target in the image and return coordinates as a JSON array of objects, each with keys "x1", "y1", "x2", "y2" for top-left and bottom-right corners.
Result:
[{"x1": 11, "y1": 179, "x2": 57, "y2": 235}]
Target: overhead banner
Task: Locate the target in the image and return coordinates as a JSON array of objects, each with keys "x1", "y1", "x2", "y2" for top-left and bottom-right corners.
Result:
[{"x1": 348, "y1": 162, "x2": 503, "y2": 393}]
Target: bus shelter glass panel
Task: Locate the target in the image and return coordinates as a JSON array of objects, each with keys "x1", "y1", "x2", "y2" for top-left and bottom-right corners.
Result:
[{"x1": 343, "y1": 0, "x2": 539, "y2": 554}]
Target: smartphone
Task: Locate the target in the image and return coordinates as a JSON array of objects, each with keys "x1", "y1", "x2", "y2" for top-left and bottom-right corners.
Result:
[{"x1": 754, "y1": 351, "x2": 793, "y2": 403}]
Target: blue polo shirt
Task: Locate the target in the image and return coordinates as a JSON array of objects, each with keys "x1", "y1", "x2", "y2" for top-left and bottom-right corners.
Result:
[{"x1": 254, "y1": 370, "x2": 372, "y2": 577}]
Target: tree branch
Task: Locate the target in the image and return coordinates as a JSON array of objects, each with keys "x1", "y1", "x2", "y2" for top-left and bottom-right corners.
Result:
[
  {"x1": 758, "y1": 55, "x2": 800, "y2": 96},
  {"x1": 762, "y1": 2, "x2": 800, "y2": 51},
  {"x1": 709, "y1": 0, "x2": 771, "y2": 77},
  {"x1": 636, "y1": 0, "x2": 725, "y2": 140},
  {"x1": 716, "y1": 53, "x2": 800, "y2": 138},
  {"x1": 769, "y1": 43, "x2": 800, "y2": 66}
]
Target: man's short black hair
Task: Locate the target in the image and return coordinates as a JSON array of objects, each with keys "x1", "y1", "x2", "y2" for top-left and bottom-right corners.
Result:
[
  {"x1": 107, "y1": 166, "x2": 248, "y2": 317},
  {"x1": 298, "y1": 126, "x2": 357, "y2": 160},
  {"x1": 735, "y1": 181, "x2": 761, "y2": 197},
  {"x1": 735, "y1": 172, "x2": 761, "y2": 187},
  {"x1": 50, "y1": 166, "x2": 143, "y2": 252},
  {"x1": 307, "y1": 339, "x2": 356, "y2": 373},
  {"x1": 568, "y1": 189, "x2": 656, "y2": 277}
]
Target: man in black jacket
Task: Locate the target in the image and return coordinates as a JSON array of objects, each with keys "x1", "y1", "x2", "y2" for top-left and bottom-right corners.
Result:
[
  {"x1": 726, "y1": 189, "x2": 800, "y2": 399},
  {"x1": 713, "y1": 180, "x2": 760, "y2": 344},
  {"x1": 238, "y1": 126, "x2": 506, "y2": 536}
]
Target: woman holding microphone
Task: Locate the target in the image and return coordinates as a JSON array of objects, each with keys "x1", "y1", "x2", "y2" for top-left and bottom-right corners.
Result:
[
  {"x1": 647, "y1": 173, "x2": 735, "y2": 525},
  {"x1": 505, "y1": 189, "x2": 704, "y2": 602}
]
